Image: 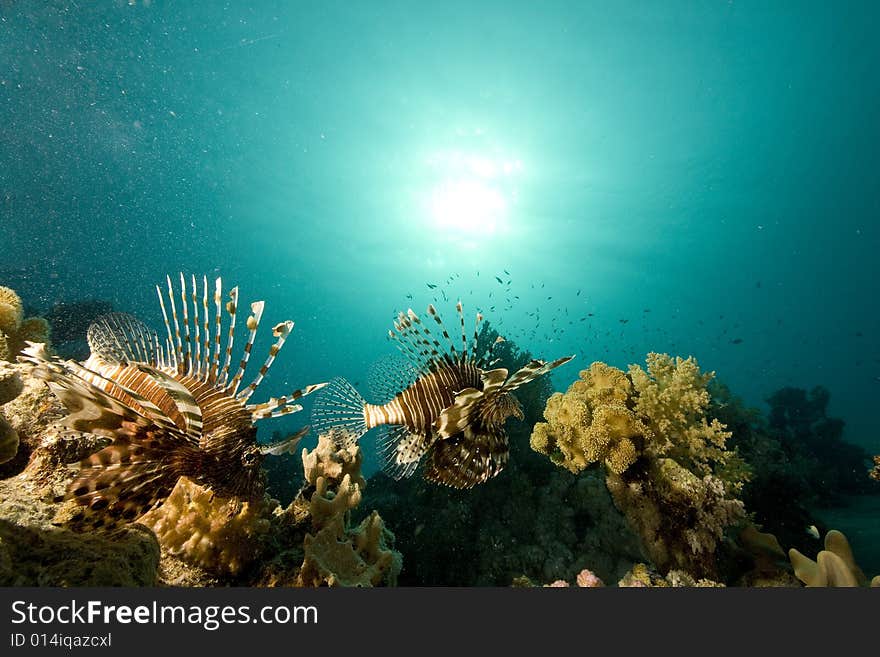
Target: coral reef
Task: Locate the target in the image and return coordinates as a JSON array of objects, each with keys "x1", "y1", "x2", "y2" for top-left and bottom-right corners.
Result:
[
  {"x1": 531, "y1": 353, "x2": 747, "y2": 580},
  {"x1": 0, "y1": 359, "x2": 401, "y2": 587},
  {"x1": 872, "y1": 455, "x2": 880, "y2": 482},
  {"x1": 298, "y1": 430, "x2": 401, "y2": 586},
  {"x1": 0, "y1": 286, "x2": 50, "y2": 362},
  {"x1": 766, "y1": 386, "x2": 875, "y2": 501},
  {"x1": 617, "y1": 562, "x2": 724, "y2": 587},
  {"x1": 711, "y1": 381, "x2": 878, "y2": 556},
  {"x1": 788, "y1": 529, "x2": 880, "y2": 587}
]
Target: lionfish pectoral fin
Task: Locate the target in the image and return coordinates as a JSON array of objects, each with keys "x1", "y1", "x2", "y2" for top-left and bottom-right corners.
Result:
[
  {"x1": 479, "y1": 368, "x2": 508, "y2": 396},
  {"x1": 310, "y1": 377, "x2": 368, "y2": 441},
  {"x1": 65, "y1": 434, "x2": 195, "y2": 528},
  {"x1": 423, "y1": 425, "x2": 510, "y2": 489},
  {"x1": 434, "y1": 387, "x2": 483, "y2": 439},
  {"x1": 499, "y1": 355, "x2": 576, "y2": 393},
  {"x1": 377, "y1": 425, "x2": 432, "y2": 480},
  {"x1": 260, "y1": 426, "x2": 311, "y2": 456}
]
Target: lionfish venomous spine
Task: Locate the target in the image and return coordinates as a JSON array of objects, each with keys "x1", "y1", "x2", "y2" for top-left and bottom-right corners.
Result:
[
  {"x1": 312, "y1": 301, "x2": 574, "y2": 488},
  {"x1": 20, "y1": 274, "x2": 326, "y2": 527}
]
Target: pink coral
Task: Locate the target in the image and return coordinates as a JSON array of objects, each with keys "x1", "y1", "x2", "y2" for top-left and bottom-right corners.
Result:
[{"x1": 576, "y1": 568, "x2": 604, "y2": 587}]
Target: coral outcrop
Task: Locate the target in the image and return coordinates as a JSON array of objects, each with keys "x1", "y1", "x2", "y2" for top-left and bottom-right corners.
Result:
[
  {"x1": 298, "y1": 430, "x2": 402, "y2": 586},
  {"x1": 139, "y1": 477, "x2": 277, "y2": 578},
  {"x1": 530, "y1": 362, "x2": 648, "y2": 475},
  {"x1": 788, "y1": 529, "x2": 880, "y2": 587},
  {"x1": 0, "y1": 363, "x2": 24, "y2": 464},
  {"x1": 531, "y1": 353, "x2": 747, "y2": 580},
  {"x1": 0, "y1": 475, "x2": 160, "y2": 586},
  {"x1": 0, "y1": 286, "x2": 50, "y2": 362}
]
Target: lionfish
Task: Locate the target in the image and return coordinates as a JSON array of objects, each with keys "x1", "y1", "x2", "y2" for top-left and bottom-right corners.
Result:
[
  {"x1": 20, "y1": 274, "x2": 326, "y2": 527},
  {"x1": 312, "y1": 302, "x2": 574, "y2": 488}
]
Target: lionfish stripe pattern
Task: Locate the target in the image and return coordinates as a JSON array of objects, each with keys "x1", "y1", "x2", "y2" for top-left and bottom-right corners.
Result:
[
  {"x1": 312, "y1": 301, "x2": 574, "y2": 488},
  {"x1": 20, "y1": 275, "x2": 326, "y2": 527}
]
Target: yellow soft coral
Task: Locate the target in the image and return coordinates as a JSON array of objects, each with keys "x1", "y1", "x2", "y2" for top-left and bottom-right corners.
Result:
[
  {"x1": 0, "y1": 286, "x2": 50, "y2": 362},
  {"x1": 530, "y1": 362, "x2": 651, "y2": 475},
  {"x1": 629, "y1": 353, "x2": 739, "y2": 483}
]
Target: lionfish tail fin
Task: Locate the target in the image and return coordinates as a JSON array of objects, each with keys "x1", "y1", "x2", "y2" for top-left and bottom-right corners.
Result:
[
  {"x1": 500, "y1": 355, "x2": 576, "y2": 393},
  {"x1": 310, "y1": 377, "x2": 368, "y2": 443}
]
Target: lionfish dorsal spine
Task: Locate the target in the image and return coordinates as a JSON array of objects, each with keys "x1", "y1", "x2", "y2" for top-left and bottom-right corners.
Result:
[
  {"x1": 427, "y1": 303, "x2": 459, "y2": 365},
  {"x1": 188, "y1": 274, "x2": 202, "y2": 378},
  {"x1": 210, "y1": 276, "x2": 222, "y2": 383},
  {"x1": 471, "y1": 311, "x2": 483, "y2": 360},
  {"x1": 237, "y1": 319, "x2": 293, "y2": 401},
  {"x1": 177, "y1": 272, "x2": 195, "y2": 376},
  {"x1": 219, "y1": 285, "x2": 239, "y2": 387},
  {"x1": 226, "y1": 300, "x2": 264, "y2": 396},
  {"x1": 199, "y1": 275, "x2": 210, "y2": 380},
  {"x1": 456, "y1": 300, "x2": 468, "y2": 362},
  {"x1": 163, "y1": 274, "x2": 184, "y2": 371}
]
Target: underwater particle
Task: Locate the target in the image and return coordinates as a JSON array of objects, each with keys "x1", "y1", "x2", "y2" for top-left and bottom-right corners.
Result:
[
  {"x1": 311, "y1": 301, "x2": 574, "y2": 489},
  {"x1": 21, "y1": 274, "x2": 327, "y2": 527}
]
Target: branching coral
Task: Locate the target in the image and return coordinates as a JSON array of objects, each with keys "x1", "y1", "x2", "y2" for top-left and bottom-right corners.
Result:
[
  {"x1": 530, "y1": 362, "x2": 650, "y2": 475},
  {"x1": 788, "y1": 529, "x2": 880, "y2": 587},
  {"x1": 629, "y1": 353, "x2": 741, "y2": 484},
  {"x1": 0, "y1": 286, "x2": 50, "y2": 362},
  {"x1": 298, "y1": 430, "x2": 401, "y2": 586}
]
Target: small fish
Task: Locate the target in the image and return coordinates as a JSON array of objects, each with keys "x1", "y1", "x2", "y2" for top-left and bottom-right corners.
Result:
[
  {"x1": 503, "y1": 269, "x2": 510, "y2": 275},
  {"x1": 21, "y1": 274, "x2": 326, "y2": 528},
  {"x1": 427, "y1": 283, "x2": 437, "y2": 289},
  {"x1": 312, "y1": 302, "x2": 574, "y2": 489},
  {"x1": 806, "y1": 525, "x2": 820, "y2": 539},
  {"x1": 730, "y1": 338, "x2": 743, "y2": 344},
  {"x1": 576, "y1": 289, "x2": 581, "y2": 296},
  {"x1": 619, "y1": 319, "x2": 628, "y2": 324},
  {"x1": 406, "y1": 293, "x2": 413, "y2": 300},
  {"x1": 495, "y1": 276, "x2": 504, "y2": 284}
]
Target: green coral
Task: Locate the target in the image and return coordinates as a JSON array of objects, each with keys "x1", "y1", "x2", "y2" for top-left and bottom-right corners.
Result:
[{"x1": 0, "y1": 286, "x2": 50, "y2": 362}]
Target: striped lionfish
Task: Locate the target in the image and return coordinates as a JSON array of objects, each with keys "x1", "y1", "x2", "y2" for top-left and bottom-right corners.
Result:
[
  {"x1": 312, "y1": 302, "x2": 574, "y2": 488},
  {"x1": 20, "y1": 274, "x2": 326, "y2": 527}
]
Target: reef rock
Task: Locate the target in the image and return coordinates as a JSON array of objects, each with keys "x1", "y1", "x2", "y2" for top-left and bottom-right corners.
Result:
[{"x1": 0, "y1": 474, "x2": 159, "y2": 586}]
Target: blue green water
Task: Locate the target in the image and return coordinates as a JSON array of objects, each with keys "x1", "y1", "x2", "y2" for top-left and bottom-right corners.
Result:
[{"x1": 2, "y1": 1, "x2": 878, "y2": 482}]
